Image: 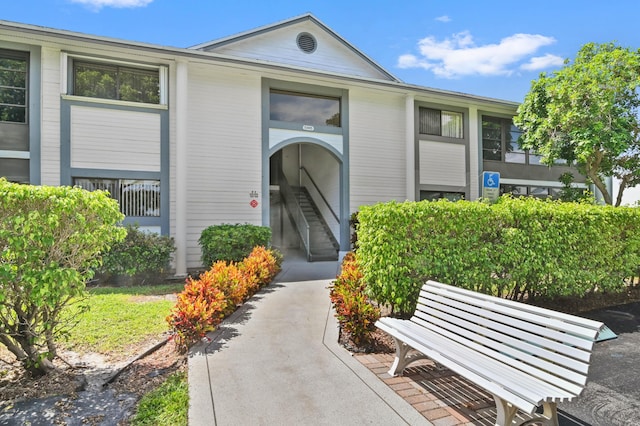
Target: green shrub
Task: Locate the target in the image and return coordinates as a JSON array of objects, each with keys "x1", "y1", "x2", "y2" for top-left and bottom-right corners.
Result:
[
  {"x1": 100, "y1": 224, "x2": 175, "y2": 283},
  {"x1": 0, "y1": 179, "x2": 125, "y2": 375},
  {"x1": 199, "y1": 223, "x2": 271, "y2": 266},
  {"x1": 357, "y1": 197, "x2": 640, "y2": 316},
  {"x1": 329, "y1": 252, "x2": 380, "y2": 346}
]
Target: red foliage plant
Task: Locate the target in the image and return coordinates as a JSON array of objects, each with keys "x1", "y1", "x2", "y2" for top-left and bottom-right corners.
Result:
[
  {"x1": 329, "y1": 252, "x2": 380, "y2": 346},
  {"x1": 166, "y1": 276, "x2": 227, "y2": 351},
  {"x1": 167, "y1": 247, "x2": 282, "y2": 351}
]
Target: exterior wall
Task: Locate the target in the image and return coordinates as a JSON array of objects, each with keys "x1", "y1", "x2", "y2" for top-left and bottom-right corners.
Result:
[
  {"x1": 184, "y1": 64, "x2": 263, "y2": 268},
  {"x1": 207, "y1": 21, "x2": 390, "y2": 80},
  {"x1": 349, "y1": 88, "x2": 406, "y2": 210},
  {"x1": 70, "y1": 106, "x2": 161, "y2": 171},
  {"x1": 419, "y1": 140, "x2": 466, "y2": 187},
  {"x1": 40, "y1": 46, "x2": 60, "y2": 185}
]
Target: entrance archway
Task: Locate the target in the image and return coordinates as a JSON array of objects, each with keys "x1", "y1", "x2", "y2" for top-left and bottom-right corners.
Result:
[{"x1": 266, "y1": 139, "x2": 347, "y2": 261}]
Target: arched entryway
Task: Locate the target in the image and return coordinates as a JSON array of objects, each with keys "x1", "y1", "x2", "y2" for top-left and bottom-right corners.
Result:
[{"x1": 266, "y1": 139, "x2": 347, "y2": 261}]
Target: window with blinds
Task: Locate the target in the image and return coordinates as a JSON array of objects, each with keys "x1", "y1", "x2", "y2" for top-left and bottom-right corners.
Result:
[{"x1": 419, "y1": 108, "x2": 463, "y2": 138}]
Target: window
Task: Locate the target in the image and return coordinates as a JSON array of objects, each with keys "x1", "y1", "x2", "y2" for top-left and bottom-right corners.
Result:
[
  {"x1": 419, "y1": 108, "x2": 463, "y2": 138},
  {"x1": 420, "y1": 191, "x2": 465, "y2": 202},
  {"x1": 482, "y1": 116, "x2": 542, "y2": 164},
  {"x1": 500, "y1": 184, "x2": 572, "y2": 199},
  {"x1": 0, "y1": 50, "x2": 29, "y2": 183},
  {"x1": 270, "y1": 90, "x2": 340, "y2": 127},
  {"x1": 73, "y1": 61, "x2": 160, "y2": 104},
  {"x1": 0, "y1": 53, "x2": 27, "y2": 123},
  {"x1": 74, "y1": 178, "x2": 160, "y2": 217}
]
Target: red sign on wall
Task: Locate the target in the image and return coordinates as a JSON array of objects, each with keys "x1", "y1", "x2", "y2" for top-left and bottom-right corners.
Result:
[{"x1": 250, "y1": 199, "x2": 259, "y2": 208}]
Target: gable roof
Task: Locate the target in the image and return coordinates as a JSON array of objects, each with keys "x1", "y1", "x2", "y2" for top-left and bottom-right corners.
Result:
[{"x1": 190, "y1": 13, "x2": 401, "y2": 82}]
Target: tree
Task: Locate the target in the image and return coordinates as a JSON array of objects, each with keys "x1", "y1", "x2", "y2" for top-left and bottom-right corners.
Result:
[
  {"x1": 514, "y1": 42, "x2": 640, "y2": 206},
  {"x1": 0, "y1": 180, "x2": 125, "y2": 376}
]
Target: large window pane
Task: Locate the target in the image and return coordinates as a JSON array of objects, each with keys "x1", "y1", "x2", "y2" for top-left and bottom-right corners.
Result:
[
  {"x1": 0, "y1": 53, "x2": 27, "y2": 124},
  {"x1": 442, "y1": 111, "x2": 463, "y2": 138},
  {"x1": 270, "y1": 90, "x2": 340, "y2": 127},
  {"x1": 74, "y1": 178, "x2": 161, "y2": 217},
  {"x1": 74, "y1": 62, "x2": 118, "y2": 100},
  {"x1": 119, "y1": 67, "x2": 160, "y2": 104},
  {"x1": 419, "y1": 108, "x2": 441, "y2": 135},
  {"x1": 482, "y1": 118, "x2": 503, "y2": 161},
  {"x1": 73, "y1": 61, "x2": 160, "y2": 104}
]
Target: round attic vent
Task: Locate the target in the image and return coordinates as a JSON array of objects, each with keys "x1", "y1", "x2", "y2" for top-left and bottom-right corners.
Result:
[{"x1": 296, "y1": 32, "x2": 317, "y2": 54}]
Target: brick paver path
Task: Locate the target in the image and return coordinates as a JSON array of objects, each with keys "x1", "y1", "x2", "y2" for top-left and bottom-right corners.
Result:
[{"x1": 355, "y1": 352, "x2": 526, "y2": 426}]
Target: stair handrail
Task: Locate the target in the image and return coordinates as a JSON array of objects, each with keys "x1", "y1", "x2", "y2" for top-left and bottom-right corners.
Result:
[
  {"x1": 278, "y1": 169, "x2": 311, "y2": 261},
  {"x1": 299, "y1": 167, "x2": 339, "y2": 224}
]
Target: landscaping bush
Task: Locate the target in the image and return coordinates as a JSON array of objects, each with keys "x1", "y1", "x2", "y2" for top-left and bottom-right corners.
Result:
[
  {"x1": 357, "y1": 196, "x2": 640, "y2": 316},
  {"x1": 199, "y1": 223, "x2": 271, "y2": 266},
  {"x1": 0, "y1": 179, "x2": 125, "y2": 376},
  {"x1": 329, "y1": 252, "x2": 380, "y2": 346},
  {"x1": 167, "y1": 247, "x2": 282, "y2": 351},
  {"x1": 99, "y1": 224, "x2": 176, "y2": 284},
  {"x1": 166, "y1": 273, "x2": 227, "y2": 350},
  {"x1": 240, "y1": 246, "x2": 283, "y2": 288}
]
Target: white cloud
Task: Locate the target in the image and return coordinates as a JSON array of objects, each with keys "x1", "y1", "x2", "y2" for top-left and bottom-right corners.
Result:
[
  {"x1": 398, "y1": 30, "x2": 559, "y2": 78},
  {"x1": 69, "y1": 0, "x2": 152, "y2": 10},
  {"x1": 435, "y1": 15, "x2": 451, "y2": 23},
  {"x1": 520, "y1": 53, "x2": 565, "y2": 71}
]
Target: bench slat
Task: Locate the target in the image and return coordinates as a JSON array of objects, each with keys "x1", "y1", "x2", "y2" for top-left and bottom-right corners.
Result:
[
  {"x1": 425, "y1": 280, "x2": 603, "y2": 335},
  {"x1": 419, "y1": 290, "x2": 596, "y2": 351},
  {"x1": 375, "y1": 281, "x2": 604, "y2": 423},
  {"x1": 378, "y1": 317, "x2": 575, "y2": 412},
  {"x1": 410, "y1": 313, "x2": 586, "y2": 396},
  {"x1": 377, "y1": 318, "x2": 539, "y2": 414},
  {"x1": 387, "y1": 318, "x2": 578, "y2": 401},
  {"x1": 415, "y1": 298, "x2": 592, "y2": 370}
]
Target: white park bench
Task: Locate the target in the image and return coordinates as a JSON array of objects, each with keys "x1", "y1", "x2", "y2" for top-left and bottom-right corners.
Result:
[{"x1": 375, "y1": 280, "x2": 605, "y2": 426}]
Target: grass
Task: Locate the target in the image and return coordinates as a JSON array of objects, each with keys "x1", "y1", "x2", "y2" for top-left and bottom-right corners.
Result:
[
  {"x1": 60, "y1": 283, "x2": 184, "y2": 356},
  {"x1": 130, "y1": 371, "x2": 188, "y2": 426}
]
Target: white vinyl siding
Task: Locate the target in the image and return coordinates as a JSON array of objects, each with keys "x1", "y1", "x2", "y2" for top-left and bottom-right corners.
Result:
[
  {"x1": 419, "y1": 140, "x2": 466, "y2": 186},
  {"x1": 40, "y1": 46, "x2": 62, "y2": 185},
  {"x1": 185, "y1": 64, "x2": 262, "y2": 268},
  {"x1": 349, "y1": 89, "x2": 406, "y2": 209},
  {"x1": 70, "y1": 106, "x2": 161, "y2": 171},
  {"x1": 208, "y1": 21, "x2": 391, "y2": 80}
]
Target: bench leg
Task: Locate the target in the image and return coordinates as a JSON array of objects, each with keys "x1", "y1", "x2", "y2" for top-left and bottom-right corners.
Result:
[
  {"x1": 540, "y1": 402, "x2": 559, "y2": 426},
  {"x1": 493, "y1": 395, "x2": 518, "y2": 426},
  {"x1": 388, "y1": 337, "x2": 429, "y2": 376},
  {"x1": 493, "y1": 396, "x2": 559, "y2": 426}
]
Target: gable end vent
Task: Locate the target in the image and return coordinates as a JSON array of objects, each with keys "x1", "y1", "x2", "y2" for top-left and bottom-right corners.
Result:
[{"x1": 297, "y1": 33, "x2": 317, "y2": 54}]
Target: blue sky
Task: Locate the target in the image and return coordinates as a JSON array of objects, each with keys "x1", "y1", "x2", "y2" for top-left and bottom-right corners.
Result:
[{"x1": 3, "y1": 0, "x2": 640, "y2": 102}]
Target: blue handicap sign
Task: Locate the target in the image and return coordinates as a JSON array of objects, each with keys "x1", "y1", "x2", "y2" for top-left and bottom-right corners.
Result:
[{"x1": 483, "y1": 172, "x2": 500, "y2": 189}]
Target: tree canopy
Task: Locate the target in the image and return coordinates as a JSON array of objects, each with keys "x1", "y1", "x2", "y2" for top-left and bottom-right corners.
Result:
[{"x1": 514, "y1": 42, "x2": 640, "y2": 206}]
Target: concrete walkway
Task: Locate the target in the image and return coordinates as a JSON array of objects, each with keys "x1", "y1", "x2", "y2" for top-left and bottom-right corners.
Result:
[{"x1": 188, "y1": 255, "x2": 430, "y2": 426}]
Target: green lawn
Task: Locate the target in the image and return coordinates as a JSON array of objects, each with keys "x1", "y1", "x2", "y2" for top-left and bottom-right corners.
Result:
[
  {"x1": 60, "y1": 283, "x2": 184, "y2": 357},
  {"x1": 131, "y1": 371, "x2": 188, "y2": 426},
  {"x1": 61, "y1": 283, "x2": 188, "y2": 426}
]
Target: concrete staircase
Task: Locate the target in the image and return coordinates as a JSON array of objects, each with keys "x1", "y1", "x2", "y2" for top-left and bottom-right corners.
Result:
[{"x1": 292, "y1": 187, "x2": 339, "y2": 261}]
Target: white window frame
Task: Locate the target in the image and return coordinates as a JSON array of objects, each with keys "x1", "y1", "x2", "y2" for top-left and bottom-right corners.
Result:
[{"x1": 61, "y1": 53, "x2": 168, "y2": 107}]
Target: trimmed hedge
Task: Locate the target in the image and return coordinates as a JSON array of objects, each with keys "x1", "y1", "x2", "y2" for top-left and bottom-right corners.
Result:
[
  {"x1": 199, "y1": 224, "x2": 271, "y2": 266},
  {"x1": 99, "y1": 224, "x2": 176, "y2": 283},
  {"x1": 357, "y1": 196, "x2": 640, "y2": 315}
]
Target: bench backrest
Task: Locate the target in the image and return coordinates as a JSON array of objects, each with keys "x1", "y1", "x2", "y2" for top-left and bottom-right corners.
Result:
[{"x1": 413, "y1": 280, "x2": 604, "y2": 398}]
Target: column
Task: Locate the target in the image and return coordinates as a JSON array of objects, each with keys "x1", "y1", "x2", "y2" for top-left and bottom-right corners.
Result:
[
  {"x1": 405, "y1": 94, "x2": 416, "y2": 201},
  {"x1": 174, "y1": 59, "x2": 188, "y2": 276}
]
